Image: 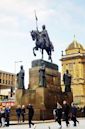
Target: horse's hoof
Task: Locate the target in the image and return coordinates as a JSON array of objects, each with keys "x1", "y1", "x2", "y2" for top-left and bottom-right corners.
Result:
[
  {"x1": 48, "y1": 57, "x2": 51, "y2": 60},
  {"x1": 34, "y1": 54, "x2": 36, "y2": 56}
]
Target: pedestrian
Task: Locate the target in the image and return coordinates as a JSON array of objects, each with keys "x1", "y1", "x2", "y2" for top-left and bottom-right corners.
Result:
[
  {"x1": 1, "y1": 107, "x2": 5, "y2": 127},
  {"x1": 71, "y1": 103, "x2": 79, "y2": 126},
  {"x1": 27, "y1": 104, "x2": 34, "y2": 128},
  {"x1": 16, "y1": 105, "x2": 21, "y2": 123},
  {"x1": 53, "y1": 108, "x2": 56, "y2": 121},
  {"x1": 0, "y1": 108, "x2": 2, "y2": 127},
  {"x1": 21, "y1": 105, "x2": 25, "y2": 122},
  {"x1": 5, "y1": 105, "x2": 10, "y2": 126},
  {"x1": 63, "y1": 100, "x2": 70, "y2": 127},
  {"x1": 55, "y1": 102, "x2": 62, "y2": 129},
  {"x1": 83, "y1": 106, "x2": 85, "y2": 117}
]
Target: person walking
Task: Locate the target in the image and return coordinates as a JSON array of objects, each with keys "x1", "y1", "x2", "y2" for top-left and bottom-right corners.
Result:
[
  {"x1": 63, "y1": 101, "x2": 70, "y2": 127},
  {"x1": 0, "y1": 108, "x2": 2, "y2": 127},
  {"x1": 21, "y1": 105, "x2": 25, "y2": 122},
  {"x1": 16, "y1": 105, "x2": 21, "y2": 123},
  {"x1": 5, "y1": 105, "x2": 10, "y2": 126},
  {"x1": 53, "y1": 108, "x2": 57, "y2": 121},
  {"x1": 27, "y1": 104, "x2": 34, "y2": 128},
  {"x1": 55, "y1": 102, "x2": 62, "y2": 129},
  {"x1": 1, "y1": 107, "x2": 5, "y2": 127},
  {"x1": 71, "y1": 103, "x2": 79, "y2": 126},
  {"x1": 83, "y1": 106, "x2": 85, "y2": 117}
]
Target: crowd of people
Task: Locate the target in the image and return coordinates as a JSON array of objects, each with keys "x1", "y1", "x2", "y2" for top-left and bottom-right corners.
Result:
[
  {"x1": 0, "y1": 104, "x2": 34, "y2": 128},
  {"x1": 0, "y1": 102, "x2": 85, "y2": 128},
  {"x1": 0, "y1": 105, "x2": 10, "y2": 127},
  {"x1": 15, "y1": 104, "x2": 34, "y2": 128},
  {"x1": 53, "y1": 101, "x2": 80, "y2": 128}
]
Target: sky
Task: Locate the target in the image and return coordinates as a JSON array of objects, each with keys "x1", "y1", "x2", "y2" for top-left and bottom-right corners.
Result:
[{"x1": 0, "y1": 0, "x2": 85, "y2": 88}]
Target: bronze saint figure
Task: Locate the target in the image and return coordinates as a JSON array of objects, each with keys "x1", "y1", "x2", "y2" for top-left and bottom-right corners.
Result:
[
  {"x1": 63, "y1": 70, "x2": 72, "y2": 92},
  {"x1": 17, "y1": 65, "x2": 25, "y2": 89}
]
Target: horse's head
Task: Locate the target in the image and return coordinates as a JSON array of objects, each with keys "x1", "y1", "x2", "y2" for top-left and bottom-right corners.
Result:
[
  {"x1": 31, "y1": 30, "x2": 46, "y2": 49},
  {"x1": 30, "y1": 30, "x2": 36, "y2": 41}
]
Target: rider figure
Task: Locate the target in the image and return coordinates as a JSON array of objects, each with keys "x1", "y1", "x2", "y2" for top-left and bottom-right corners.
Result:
[
  {"x1": 41, "y1": 25, "x2": 54, "y2": 51},
  {"x1": 30, "y1": 24, "x2": 54, "y2": 62},
  {"x1": 41, "y1": 25, "x2": 50, "y2": 47}
]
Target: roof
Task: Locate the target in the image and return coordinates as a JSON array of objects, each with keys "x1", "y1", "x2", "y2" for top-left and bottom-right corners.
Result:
[{"x1": 66, "y1": 40, "x2": 84, "y2": 50}]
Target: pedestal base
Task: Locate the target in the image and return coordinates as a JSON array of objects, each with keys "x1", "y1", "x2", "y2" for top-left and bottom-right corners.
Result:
[{"x1": 15, "y1": 59, "x2": 73, "y2": 120}]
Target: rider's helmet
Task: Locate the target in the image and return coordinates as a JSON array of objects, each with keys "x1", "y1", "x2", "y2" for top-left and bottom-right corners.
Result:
[{"x1": 42, "y1": 25, "x2": 46, "y2": 30}]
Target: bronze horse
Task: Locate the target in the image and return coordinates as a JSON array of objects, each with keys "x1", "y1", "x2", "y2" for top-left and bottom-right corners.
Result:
[{"x1": 30, "y1": 30, "x2": 54, "y2": 62}]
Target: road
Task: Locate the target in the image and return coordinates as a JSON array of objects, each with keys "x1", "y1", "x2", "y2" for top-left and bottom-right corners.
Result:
[{"x1": 1, "y1": 118, "x2": 85, "y2": 129}]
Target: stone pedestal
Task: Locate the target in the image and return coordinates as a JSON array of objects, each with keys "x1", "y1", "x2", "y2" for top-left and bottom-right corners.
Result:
[
  {"x1": 15, "y1": 59, "x2": 73, "y2": 120},
  {"x1": 62, "y1": 92, "x2": 73, "y2": 104},
  {"x1": 29, "y1": 59, "x2": 61, "y2": 90},
  {"x1": 28, "y1": 59, "x2": 62, "y2": 120},
  {"x1": 15, "y1": 89, "x2": 25, "y2": 105}
]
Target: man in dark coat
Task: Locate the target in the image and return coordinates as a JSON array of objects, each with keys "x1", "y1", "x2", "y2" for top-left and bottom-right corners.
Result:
[
  {"x1": 55, "y1": 102, "x2": 62, "y2": 128},
  {"x1": 0, "y1": 109, "x2": 1, "y2": 127},
  {"x1": 71, "y1": 103, "x2": 79, "y2": 126},
  {"x1": 27, "y1": 104, "x2": 34, "y2": 128},
  {"x1": 83, "y1": 106, "x2": 85, "y2": 117},
  {"x1": 21, "y1": 105, "x2": 25, "y2": 122},
  {"x1": 63, "y1": 101, "x2": 70, "y2": 127},
  {"x1": 5, "y1": 106, "x2": 10, "y2": 126},
  {"x1": 16, "y1": 105, "x2": 21, "y2": 123}
]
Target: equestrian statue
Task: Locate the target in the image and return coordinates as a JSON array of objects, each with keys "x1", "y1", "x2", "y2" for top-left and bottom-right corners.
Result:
[{"x1": 30, "y1": 12, "x2": 54, "y2": 62}]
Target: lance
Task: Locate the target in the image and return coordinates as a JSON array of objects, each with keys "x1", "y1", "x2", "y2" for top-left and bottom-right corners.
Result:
[{"x1": 34, "y1": 10, "x2": 38, "y2": 31}]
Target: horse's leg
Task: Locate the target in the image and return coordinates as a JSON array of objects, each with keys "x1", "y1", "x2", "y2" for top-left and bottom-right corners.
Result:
[
  {"x1": 50, "y1": 56, "x2": 52, "y2": 63},
  {"x1": 41, "y1": 49, "x2": 44, "y2": 60},
  {"x1": 49, "y1": 54, "x2": 52, "y2": 62},
  {"x1": 33, "y1": 47, "x2": 37, "y2": 56},
  {"x1": 49, "y1": 50, "x2": 52, "y2": 62},
  {"x1": 46, "y1": 49, "x2": 52, "y2": 62}
]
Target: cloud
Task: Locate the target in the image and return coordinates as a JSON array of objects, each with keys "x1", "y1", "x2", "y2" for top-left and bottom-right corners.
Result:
[
  {"x1": 0, "y1": 0, "x2": 85, "y2": 42},
  {"x1": 0, "y1": 15, "x2": 19, "y2": 30},
  {"x1": 0, "y1": 0, "x2": 85, "y2": 88},
  {"x1": 55, "y1": 0, "x2": 85, "y2": 28},
  {"x1": 0, "y1": 0, "x2": 85, "y2": 47}
]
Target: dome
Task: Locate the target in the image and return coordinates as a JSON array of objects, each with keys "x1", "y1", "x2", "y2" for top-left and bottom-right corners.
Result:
[{"x1": 66, "y1": 40, "x2": 84, "y2": 50}]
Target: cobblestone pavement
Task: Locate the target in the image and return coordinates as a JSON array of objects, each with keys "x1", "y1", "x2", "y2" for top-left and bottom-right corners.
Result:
[{"x1": 1, "y1": 119, "x2": 85, "y2": 129}]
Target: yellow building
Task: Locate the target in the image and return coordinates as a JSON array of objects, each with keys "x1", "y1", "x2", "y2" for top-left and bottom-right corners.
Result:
[
  {"x1": 0, "y1": 70, "x2": 15, "y2": 99},
  {"x1": 61, "y1": 38, "x2": 85, "y2": 107}
]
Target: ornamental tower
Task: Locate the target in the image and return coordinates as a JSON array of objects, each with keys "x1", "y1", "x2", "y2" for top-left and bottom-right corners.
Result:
[{"x1": 61, "y1": 38, "x2": 85, "y2": 107}]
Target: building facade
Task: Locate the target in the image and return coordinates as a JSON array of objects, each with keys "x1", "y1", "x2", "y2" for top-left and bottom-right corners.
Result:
[
  {"x1": 0, "y1": 70, "x2": 15, "y2": 99},
  {"x1": 61, "y1": 39, "x2": 85, "y2": 107}
]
